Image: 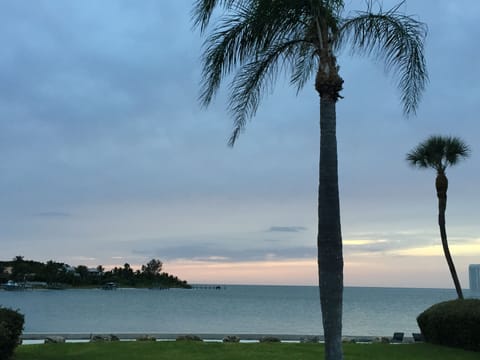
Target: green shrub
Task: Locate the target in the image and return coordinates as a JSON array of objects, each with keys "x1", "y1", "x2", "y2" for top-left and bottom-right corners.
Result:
[
  {"x1": 417, "y1": 299, "x2": 480, "y2": 351},
  {"x1": 0, "y1": 307, "x2": 25, "y2": 359}
]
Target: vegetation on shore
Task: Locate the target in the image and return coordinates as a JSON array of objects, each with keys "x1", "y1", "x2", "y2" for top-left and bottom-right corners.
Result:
[
  {"x1": 0, "y1": 307, "x2": 24, "y2": 360},
  {"x1": 418, "y1": 299, "x2": 480, "y2": 352},
  {"x1": 15, "y1": 342, "x2": 479, "y2": 360},
  {"x1": 0, "y1": 256, "x2": 190, "y2": 289}
]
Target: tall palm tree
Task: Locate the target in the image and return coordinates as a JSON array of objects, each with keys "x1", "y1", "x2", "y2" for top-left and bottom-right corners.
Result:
[
  {"x1": 406, "y1": 136, "x2": 470, "y2": 300},
  {"x1": 192, "y1": 1, "x2": 427, "y2": 358}
]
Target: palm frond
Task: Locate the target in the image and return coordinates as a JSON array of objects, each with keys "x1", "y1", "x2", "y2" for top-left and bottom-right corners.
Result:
[
  {"x1": 338, "y1": 3, "x2": 428, "y2": 115},
  {"x1": 406, "y1": 147, "x2": 430, "y2": 169},
  {"x1": 199, "y1": 14, "x2": 253, "y2": 107},
  {"x1": 443, "y1": 136, "x2": 470, "y2": 165},
  {"x1": 406, "y1": 143, "x2": 438, "y2": 171},
  {"x1": 308, "y1": 0, "x2": 344, "y2": 33},
  {"x1": 192, "y1": 0, "x2": 249, "y2": 32},
  {"x1": 228, "y1": 40, "x2": 306, "y2": 146},
  {"x1": 290, "y1": 42, "x2": 318, "y2": 93},
  {"x1": 198, "y1": 1, "x2": 311, "y2": 107},
  {"x1": 197, "y1": 0, "x2": 323, "y2": 145}
]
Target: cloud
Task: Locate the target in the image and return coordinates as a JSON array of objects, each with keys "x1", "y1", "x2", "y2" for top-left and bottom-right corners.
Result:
[
  {"x1": 69, "y1": 256, "x2": 96, "y2": 262},
  {"x1": 0, "y1": 1, "x2": 478, "y2": 288},
  {"x1": 342, "y1": 231, "x2": 480, "y2": 257},
  {"x1": 193, "y1": 256, "x2": 230, "y2": 262},
  {"x1": 132, "y1": 243, "x2": 316, "y2": 263},
  {"x1": 343, "y1": 239, "x2": 388, "y2": 246},
  {"x1": 391, "y1": 241, "x2": 480, "y2": 257},
  {"x1": 33, "y1": 211, "x2": 71, "y2": 217},
  {"x1": 127, "y1": 230, "x2": 480, "y2": 266},
  {"x1": 267, "y1": 226, "x2": 307, "y2": 233}
]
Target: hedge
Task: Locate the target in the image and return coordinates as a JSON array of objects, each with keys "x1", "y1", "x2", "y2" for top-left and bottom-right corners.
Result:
[
  {"x1": 0, "y1": 307, "x2": 25, "y2": 360},
  {"x1": 417, "y1": 299, "x2": 480, "y2": 351}
]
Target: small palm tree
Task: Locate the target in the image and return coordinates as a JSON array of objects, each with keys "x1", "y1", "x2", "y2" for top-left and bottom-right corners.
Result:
[
  {"x1": 407, "y1": 135, "x2": 470, "y2": 299},
  {"x1": 193, "y1": 2, "x2": 427, "y2": 358}
]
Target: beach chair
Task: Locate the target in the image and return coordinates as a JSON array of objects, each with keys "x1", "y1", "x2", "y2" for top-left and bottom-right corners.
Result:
[
  {"x1": 412, "y1": 333, "x2": 424, "y2": 342},
  {"x1": 391, "y1": 332, "x2": 404, "y2": 343}
]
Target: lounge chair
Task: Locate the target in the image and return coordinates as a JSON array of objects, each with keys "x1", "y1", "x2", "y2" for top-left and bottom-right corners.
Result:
[
  {"x1": 391, "y1": 332, "x2": 404, "y2": 343},
  {"x1": 412, "y1": 333, "x2": 424, "y2": 342}
]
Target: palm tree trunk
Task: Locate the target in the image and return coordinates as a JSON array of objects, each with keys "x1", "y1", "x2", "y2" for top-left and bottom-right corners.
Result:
[
  {"x1": 436, "y1": 172, "x2": 464, "y2": 299},
  {"x1": 318, "y1": 96, "x2": 343, "y2": 360}
]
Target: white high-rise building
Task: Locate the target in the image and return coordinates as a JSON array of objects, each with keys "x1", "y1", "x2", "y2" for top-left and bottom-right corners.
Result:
[{"x1": 469, "y1": 264, "x2": 480, "y2": 291}]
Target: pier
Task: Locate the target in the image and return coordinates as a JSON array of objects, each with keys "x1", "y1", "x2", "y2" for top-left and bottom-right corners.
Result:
[{"x1": 190, "y1": 285, "x2": 225, "y2": 290}]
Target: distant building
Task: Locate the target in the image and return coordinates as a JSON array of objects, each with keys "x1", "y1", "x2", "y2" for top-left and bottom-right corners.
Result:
[
  {"x1": 469, "y1": 264, "x2": 480, "y2": 292},
  {"x1": 63, "y1": 264, "x2": 76, "y2": 273},
  {"x1": 88, "y1": 268, "x2": 101, "y2": 276}
]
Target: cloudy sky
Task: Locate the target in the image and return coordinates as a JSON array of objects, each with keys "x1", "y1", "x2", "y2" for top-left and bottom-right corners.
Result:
[{"x1": 1, "y1": 1, "x2": 479, "y2": 288}]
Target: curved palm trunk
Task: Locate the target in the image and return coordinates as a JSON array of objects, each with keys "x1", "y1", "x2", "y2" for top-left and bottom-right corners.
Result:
[
  {"x1": 436, "y1": 172, "x2": 464, "y2": 299},
  {"x1": 318, "y1": 97, "x2": 343, "y2": 360}
]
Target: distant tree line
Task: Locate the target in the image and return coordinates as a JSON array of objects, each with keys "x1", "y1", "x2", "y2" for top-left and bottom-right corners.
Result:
[{"x1": 0, "y1": 256, "x2": 190, "y2": 289}]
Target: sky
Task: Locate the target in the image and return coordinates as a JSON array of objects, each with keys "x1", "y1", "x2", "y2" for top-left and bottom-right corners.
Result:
[{"x1": 0, "y1": 0, "x2": 479, "y2": 288}]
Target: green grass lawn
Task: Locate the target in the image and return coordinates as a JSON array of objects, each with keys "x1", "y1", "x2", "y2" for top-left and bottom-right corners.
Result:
[{"x1": 15, "y1": 341, "x2": 479, "y2": 360}]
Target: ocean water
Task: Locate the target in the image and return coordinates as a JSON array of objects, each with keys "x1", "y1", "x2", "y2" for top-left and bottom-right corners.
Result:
[{"x1": 0, "y1": 285, "x2": 476, "y2": 336}]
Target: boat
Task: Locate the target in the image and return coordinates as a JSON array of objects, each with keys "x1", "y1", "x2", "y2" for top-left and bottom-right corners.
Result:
[
  {"x1": 46, "y1": 283, "x2": 67, "y2": 290},
  {"x1": 149, "y1": 285, "x2": 169, "y2": 290},
  {"x1": 2, "y1": 280, "x2": 24, "y2": 291},
  {"x1": 101, "y1": 282, "x2": 118, "y2": 290}
]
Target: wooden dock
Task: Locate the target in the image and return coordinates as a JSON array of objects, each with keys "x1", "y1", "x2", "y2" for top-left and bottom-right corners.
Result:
[{"x1": 190, "y1": 285, "x2": 226, "y2": 290}]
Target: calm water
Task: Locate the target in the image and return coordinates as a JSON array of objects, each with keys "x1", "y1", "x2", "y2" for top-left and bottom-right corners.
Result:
[{"x1": 0, "y1": 285, "x2": 476, "y2": 336}]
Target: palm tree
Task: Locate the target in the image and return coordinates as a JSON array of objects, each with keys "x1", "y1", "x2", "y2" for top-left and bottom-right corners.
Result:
[
  {"x1": 192, "y1": 1, "x2": 427, "y2": 358},
  {"x1": 406, "y1": 136, "x2": 470, "y2": 300}
]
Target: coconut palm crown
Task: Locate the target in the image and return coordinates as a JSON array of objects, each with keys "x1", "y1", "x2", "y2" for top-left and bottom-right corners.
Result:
[
  {"x1": 407, "y1": 135, "x2": 470, "y2": 299},
  {"x1": 193, "y1": 0, "x2": 427, "y2": 144},
  {"x1": 193, "y1": 1, "x2": 427, "y2": 359}
]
